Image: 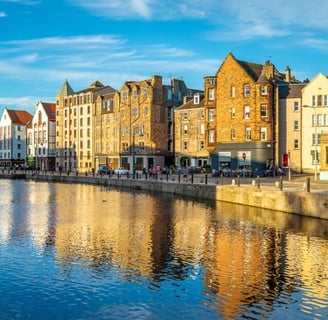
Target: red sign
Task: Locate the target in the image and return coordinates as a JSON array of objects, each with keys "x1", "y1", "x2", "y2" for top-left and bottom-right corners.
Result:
[{"x1": 282, "y1": 152, "x2": 289, "y2": 168}]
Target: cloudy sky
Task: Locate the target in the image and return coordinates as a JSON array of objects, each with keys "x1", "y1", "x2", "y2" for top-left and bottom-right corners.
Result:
[{"x1": 1, "y1": 0, "x2": 328, "y2": 114}]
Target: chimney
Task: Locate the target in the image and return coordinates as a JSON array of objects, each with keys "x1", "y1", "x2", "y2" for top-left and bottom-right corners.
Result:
[
  {"x1": 285, "y1": 66, "x2": 291, "y2": 82},
  {"x1": 263, "y1": 60, "x2": 274, "y2": 79}
]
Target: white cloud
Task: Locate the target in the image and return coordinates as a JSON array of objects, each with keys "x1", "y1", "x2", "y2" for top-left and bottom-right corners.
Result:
[
  {"x1": 0, "y1": 11, "x2": 6, "y2": 17},
  {"x1": 1, "y1": 0, "x2": 40, "y2": 4}
]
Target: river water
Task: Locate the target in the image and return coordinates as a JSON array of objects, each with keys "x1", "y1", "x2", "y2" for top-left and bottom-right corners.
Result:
[{"x1": 0, "y1": 179, "x2": 327, "y2": 320}]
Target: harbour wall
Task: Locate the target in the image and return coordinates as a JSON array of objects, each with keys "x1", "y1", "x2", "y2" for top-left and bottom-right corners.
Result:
[{"x1": 1, "y1": 173, "x2": 327, "y2": 220}]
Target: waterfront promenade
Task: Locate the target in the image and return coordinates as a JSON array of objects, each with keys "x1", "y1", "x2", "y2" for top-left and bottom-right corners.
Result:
[{"x1": 1, "y1": 170, "x2": 328, "y2": 220}]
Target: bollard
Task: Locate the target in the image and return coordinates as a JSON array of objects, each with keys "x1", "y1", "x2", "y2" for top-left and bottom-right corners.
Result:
[
  {"x1": 237, "y1": 174, "x2": 240, "y2": 186},
  {"x1": 191, "y1": 173, "x2": 194, "y2": 184},
  {"x1": 220, "y1": 174, "x2": 223, "y2": 185},
  {"x1": 205, "y1": 174, "x2": 208, "y2": 185},
  {"x1": 257, "y1": 175, "x2": 260, "y2": 189},
  {"x1": 178, "y1": 173, "x2": 181, "y2": 183},
  {"x1": 166, "y1": 172, "x2": 169, "y2": 182},
  {"x1": 145, "y1": 173, "x2": 148, "y2": 180},
  {"x1": 279, "y1": 176, "x2": 283, "y2": 190},
  {"x1": 306, "y1": 177, "x2": 311, "y2": 192}
]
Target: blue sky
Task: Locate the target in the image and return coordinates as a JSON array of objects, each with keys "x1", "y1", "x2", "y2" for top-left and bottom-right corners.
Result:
[{"x1": 1, "y1": 0, "x2": 328, "y2": 115}]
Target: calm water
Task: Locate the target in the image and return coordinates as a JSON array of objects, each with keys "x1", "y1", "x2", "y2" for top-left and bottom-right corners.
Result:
[{"x1": 0, "y1": 180, "x2": 327, "y2": 320}]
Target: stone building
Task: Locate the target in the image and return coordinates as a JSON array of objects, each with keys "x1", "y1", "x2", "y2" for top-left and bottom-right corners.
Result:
[
  {"x1": 206, "y1": 52, "x2": 298, "y2": 174},
  {"x1": 174, "y1": 93, "x2": 209, "y2": 169},
  {"x1": 55, "y1": 80, "x2": 115, "y2": 173}
]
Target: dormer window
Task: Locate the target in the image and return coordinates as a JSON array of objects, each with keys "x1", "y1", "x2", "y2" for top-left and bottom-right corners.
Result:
[
  {"x1": 194, "y1": 93, "x2": 200, "y2": 104},
  {"x1": 261, "y1": 85, "x2": 268, "y2": 95}
]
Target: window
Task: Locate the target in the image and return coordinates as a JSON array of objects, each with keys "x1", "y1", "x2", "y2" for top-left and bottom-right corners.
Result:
[
  {"x1": 294, "y1": 120, "x2": 299, "y2": 130},
  {"x1": 122, "y1": 91, "x2": 128, "y2": 101},
  {"x1": 317, "y1": 95, "x2": 323, "y2": 106},
  {"x1": 208, "y1": 109, "x2": 215, "y2": 122},
  {"x1": 208, "y1": 88, "x2": 214, "y2": 101},
  {"x1": 312, "y1": 95, "x2": 316, "y2": 106},
  {"x1": 246, "y1": 128, "x2": 251, "y2": 141},
  {"x1": 199, "y1": 141, "x2": 205, "y2": 150},
  {"x1": 294, "y1": 101, "x2": 299, "y2": 111},
  {"x1": 133, "y1": 90, "x2": 137, "y2": 99},
  {"x1": 318, "y1": 114, "x2": 323, "y2": 126},
  {"x1": 194, "y1": 93, "x2": 200, "y2": 104},
  {"x1": 244, "y1": 84, "x2": 250, "y2": 97},
  {"x1": 231, "y1": 107, "x2": 236, "y2": 118},
  {"x1": 231, "y1": 129, "x2": 236, "y2": 140},
  {"x1": 167, "y1": 89, "x2": 172, "y2": 100},
  {"x1": 209, "y1": 78, "x2": 215, "y2": 85},
  {"x1": 260, "y1": 105, "x2": 267, "y2": 118},
  {"x1": 199, "y1": 111, "x2": 204, "y2": 119},
  {"x1": 144, "y1": 106, "x2": 149, "y2": 116},
  {"x1": 311, "y1": 150, "x2": 319, "y2": 164},
  {"x1": 182, "y1": 112, "x2": 188, "y2": 120},
  {"x1": 208, "y1": 130, "x2": 215, "y2": 144},
  {"x1": 325, "y1": 95, "x2": 328, "y2": 106},
  {"x1": 132, "y1": 107, "x2": 139, "y2": 118},
  {"x1": 312, "y1": 133, "x2": 321, "y2": 145},
  {"x1": 183, "y1": 124, "x2": 188, "y2": 134},
  {"x1": 231, "y1": 86, "x2": 236, "y2": 97},
  {"x1": 142, "y1": 88, "x2": 147, "y2": 98},
  {"x1": 260, "y1": 127, "x2": 267, "y2": 140},
  {"x1": 183, "y1": 141, "x2": 188, "y2": 151},
  {"x1": 244, "y1": 105, "x2": 250, "y2": 119},
  {"x1": 261, "y1": 85, "x2": 268, "y2": 95},
  {"x1": 294, "y1": 139, "x2": 299, "y2": 149},
  {"x1": 199, "y1": 124, "x2": 205, "y2": 135}
]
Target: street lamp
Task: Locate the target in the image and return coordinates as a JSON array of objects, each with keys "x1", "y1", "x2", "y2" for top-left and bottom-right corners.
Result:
[
  {"x1": 303, "y1": 105, "x2": 318, "y2": 181},
  {"x1": 132, "y1": 128, "x2": 144, "y2": 179}
]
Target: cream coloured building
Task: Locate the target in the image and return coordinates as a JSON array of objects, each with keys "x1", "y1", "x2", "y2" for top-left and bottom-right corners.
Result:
[{"x1": 301, "y1": 73, "x2": 328, "y2": 178}]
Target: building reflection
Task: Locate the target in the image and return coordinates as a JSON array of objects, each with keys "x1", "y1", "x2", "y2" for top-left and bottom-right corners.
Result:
[{"x1": 1, "y1": 180, "x2": 328, "y2": 318}]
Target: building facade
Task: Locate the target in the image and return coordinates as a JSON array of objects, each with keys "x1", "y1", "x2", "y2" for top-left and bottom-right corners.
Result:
[
  {"x1": 207, "y1": 52, "x2": 297, "y2": 175},
  {"x1": 26, "y1": 101, "x2": 57, "y2": 171},
  {"x1": 174, "y1": 93, "x2": 209, "y2": 168},
  {"x1": 55, "y1": 80, "x2": 115, "y2": 173},
  {"x1": 0, "y1": 108, "x2": 32, "y2": 168},
  {"x1": 301, "y1": 73, "x2": 328, "y2": 178},
  {"x1": 278, "y1": 82, "x2": 305, "y2": 173}
]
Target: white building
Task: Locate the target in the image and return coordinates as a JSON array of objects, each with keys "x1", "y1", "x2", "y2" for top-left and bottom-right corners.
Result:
[
  {"x1": 0, "y1": 108, "x2": 32, "y2": 168},
  {"x1": 301, "y1": 73, "x2": 328, "y2": 179},
  {"x1": 26, "y1": 101, "x2": 56, "y2": 171}
]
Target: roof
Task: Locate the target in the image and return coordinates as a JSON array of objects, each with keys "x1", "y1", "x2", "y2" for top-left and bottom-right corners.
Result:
[
  {"x1": 40, "y1": 102, "x2": 56, "y2": 121},
  {"x1": 57, "y1": 80, "x2": 74, "y2": 97},
  {"x1": 175, "y1": 94, "x2": 204, "y2": 111},
  {"x1": 278, "y1": 83, "x2": 306, "y2": 99},
  {"x1": 6, "y1": 109, "x2": 33, "y2": 125}
]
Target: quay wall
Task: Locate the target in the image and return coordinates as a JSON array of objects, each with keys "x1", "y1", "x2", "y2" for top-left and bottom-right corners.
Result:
[{"x1": 1, "y1": 173, "x2": 328, "y2": 220}]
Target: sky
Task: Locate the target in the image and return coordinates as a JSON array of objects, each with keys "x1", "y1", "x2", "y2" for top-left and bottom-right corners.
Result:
[{"x1": 1, "y1": 0, "x2": 328, "y2": 115}]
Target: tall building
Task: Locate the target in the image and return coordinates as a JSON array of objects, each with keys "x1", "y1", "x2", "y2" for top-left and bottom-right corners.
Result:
[
  {"x1": 55, "y1": 80, "x2": 115, "y2": 172},
  {"x1": 0, "y1": 108, "x2": 32, "y2": 168},
  {"x1": 278, "y1": 81, "x2": 305, "y2": 173},
  {"x1": 174, "y1": 93, "x2": 209, "y2": 168},
  {"x1": 301, "y1": 73, "x2": 328, "y2": 178},
  {"x1": 207, "y1": 52, "x2": 299, "y2": 174}
]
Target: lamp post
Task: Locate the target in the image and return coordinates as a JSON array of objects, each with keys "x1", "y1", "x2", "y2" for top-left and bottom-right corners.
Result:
[
  {"x1": 132, "y1": 128, "x2": 144, "y2": 179},
  {"x1": 132, "y1": 132, "x2": 136, "y2": 179},
  {"x1": 303, "y1": 105, "x2": 318, "y2": 181}
]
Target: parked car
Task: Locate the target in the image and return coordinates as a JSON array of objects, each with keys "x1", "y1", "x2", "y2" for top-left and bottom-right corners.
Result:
[
  {"x1": 98, "y1": 166, "x2": 111, "y2": 175},
  {"x1": 114, "y1": 167, "x2": 129, "y2": 175}
]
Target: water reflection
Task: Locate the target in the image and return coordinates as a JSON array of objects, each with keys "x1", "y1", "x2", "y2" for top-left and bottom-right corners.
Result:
[{"x1": 0, "y1": 179, "x2": 327, "y2": 319}]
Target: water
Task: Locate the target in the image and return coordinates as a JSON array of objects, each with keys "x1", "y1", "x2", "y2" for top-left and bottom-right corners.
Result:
[{"x1": 0, "y1": 179, "x2": 327, "y2": 320}]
